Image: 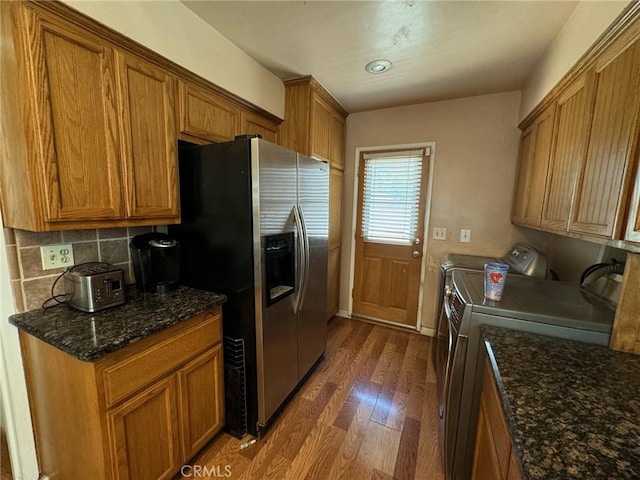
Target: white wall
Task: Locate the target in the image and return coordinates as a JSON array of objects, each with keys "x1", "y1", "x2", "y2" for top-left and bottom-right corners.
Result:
[
  {"x1": 519, "y1": 0, "x2": 631, "y2": 120},
  {"x1": 62, "y1": 0, "x2": 285, "y2": 119},
  {"x1": 343, "y1": 91, "x2": 552, "y2": 332},
  {"x1": 0, "y1": 216, "x2": 39, "y2": 479}
]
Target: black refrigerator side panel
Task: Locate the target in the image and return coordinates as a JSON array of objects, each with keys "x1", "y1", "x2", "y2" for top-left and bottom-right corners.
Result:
[{"x1": 169, "y1": 140, "x2": 259, "y2": 436}]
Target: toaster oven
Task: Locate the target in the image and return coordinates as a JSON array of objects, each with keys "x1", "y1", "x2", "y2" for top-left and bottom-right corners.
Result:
[{"x1": 64, "y1": 264, "x2": 125, "y2": 312}]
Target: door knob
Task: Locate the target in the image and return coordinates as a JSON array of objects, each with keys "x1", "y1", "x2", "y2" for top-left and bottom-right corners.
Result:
[{"x1": 412, "y1": 251, "x2": 421, "y2": 258}]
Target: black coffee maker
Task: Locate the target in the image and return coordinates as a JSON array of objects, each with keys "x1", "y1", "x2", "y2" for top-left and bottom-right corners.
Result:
[{"x1": 130, "y1": 232, "x2": 180, "y2": 293}]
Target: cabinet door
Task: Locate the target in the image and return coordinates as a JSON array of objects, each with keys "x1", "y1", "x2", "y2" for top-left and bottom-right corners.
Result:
[
  {"x1": 541, "y1": 74, "x2": 594, "y2": 231},
  {"x1": 570, "y1": 39, "x2": 640, "y2": 237},
  {"x1": 107, "y1": 376, "x2": 181, "y2": 480},
  {"x1": 240, "y1": 110, "x2": 279, "y2": 143},
  {"x1": 117, "y1": 52, "x2": 179, "y2": 219},
  {"x1": 309, "y1": 93, "x2": 332, "y2": 162},
  {"x1": 506, "y1": 450, "x2": 523, "y2": 480},
  {"x1": 511, "y1": 126, "x2": 533, "y2": 225},
  {"x1": 329, "y1": 112, "x2": 345, "y2": 170},
  {"x1": 625, "y1": 168, "x2": 640, "y2": 243},
  {"x1": 178, "y1": 80, "x2": 239, "y2": 143},
  {"x1": 329, "y1": 167, "x2": 343, "y2": 249},
  {"x1": 471, "y1": 403, "x2": 502, "y2": 480},
  {"x1": 512, "y1": 104, "x2": 555, "y2": 227},
  {"x1": 25, "y1": 8, "x2": 123, "y2": 222},
  {"x1": 178, "y1": 345, "x2": 224, "y2": 460},
  {"x1": 327, "y1": 246, "x2": 341, "y2": 319}
]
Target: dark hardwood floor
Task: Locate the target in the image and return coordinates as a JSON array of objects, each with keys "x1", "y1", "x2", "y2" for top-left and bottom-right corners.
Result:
[{"x1": 177, "y1": 316, "x2": 444, "y2": 480}]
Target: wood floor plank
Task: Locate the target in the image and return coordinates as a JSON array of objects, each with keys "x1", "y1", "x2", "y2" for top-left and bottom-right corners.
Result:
[
  {"x1": 414, "y1": 381, "x2": 445, "y2": 480},
  {"x1": 324, "y1": 399, "x2": 377, "y2": 479},
  {"x1": 301, "y1": 320, "x2": 370, "y2": 402},
  {"x1": 406, "y1": 348, "x2": 429, "y2": 421},
  {"x1": 384, "y1": 334, "x2": 422, "y2": 430},
  {"x1": 370, "y1": 335, "x2": 396, "y2": 384},
  {"x1": 281, "y1": 421, "x2": 334, "y2": 480},
  {"x1": 333, "y1": 332, "x2": 386, "y2": 431},
  {"x1": 303, "y1": 425, "x2": 346, "y2": 480},
  {"x1": 318, "y1": 326, "x2": 385, "y2": 427},
  {"x1": 344, "y1": 420, "x2": 402, "y2": 479},
  {"x1": 280, "y1": 380, "x2": 337, "y2": 461},
  {"x1": 175, "y1": 318, "x2": 442, "y2": 480},
  {"x1": 370, "y1": 333, "x2": 409, "y2": 427},
  {"x1": 394, "y1": 415, "x2": 421, "y2": 480},
  {"x1": 371, "y1": 468, "x2": 395, "y2": 480}
]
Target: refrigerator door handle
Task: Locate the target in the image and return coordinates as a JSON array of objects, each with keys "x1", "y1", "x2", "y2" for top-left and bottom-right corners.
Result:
[
  {"x1": 293, "y1": 205, "x2": 306, "y2": 314},
  {"x1": 298, "y1": 205, "x2": 310, "y2": 308}
]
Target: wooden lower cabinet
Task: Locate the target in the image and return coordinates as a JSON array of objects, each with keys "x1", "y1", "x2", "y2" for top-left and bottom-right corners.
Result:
[
  {"x1": 108, "y1": 377, "x2": 181, "y2": 480},
  {"x1": 20, "y1": 307, "x2": 224, "y2": 480},
  {"x1": 472, "y1": 358, "x2": 522, "y2": 480},
  {"x1": 179, "y1": 345, "x2": 225, "y2": 459}
]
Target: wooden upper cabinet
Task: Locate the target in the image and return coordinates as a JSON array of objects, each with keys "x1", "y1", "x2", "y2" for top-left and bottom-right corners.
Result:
[
  {"x1": 511, "y1": 127, "x2": 533, "y2": 225},
  {"x1": 280, "y1": 76, "x2": 348, "y2": 163},
  {"x1": 330, "y1": 112, "x2": 346, "y2": 170},
  {"x1": 178, "y1": 80, "x2": 240, "y2": 144},
  {"x1": 569, "y1": 37, "x2": 640, "y2": 238},
  {"x1": 116, "y1": 52, "x2": 179, "y2": 219},
  {"x1": 0, "y1": 2, "x2": 183, "y2": 230},
  {"x1": 541, "y1": 73, "x2": 594, "y2": 231},
  {"x1": 512, "y1": 104, "x2": 556, "y2": 227},
  {"x1": 309, "y1": 93, "x2": 332, "y2": 162},
  {"x1": 624, "y1": 166, "x2": 640, "y2": 243},
  {"x1": 514, "y1": 12, "x2": 640, "y2": 245},
  {"x1": 240, "y1": 109, "x2": 280, "y2": 143},
  {"x1": 15, "y1": 7, "x2": 123, "y2": 224}
]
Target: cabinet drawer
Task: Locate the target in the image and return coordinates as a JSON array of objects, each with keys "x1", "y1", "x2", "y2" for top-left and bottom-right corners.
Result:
[{"x1": 102, "y1": 310, "x2": 221, "y2": 407}]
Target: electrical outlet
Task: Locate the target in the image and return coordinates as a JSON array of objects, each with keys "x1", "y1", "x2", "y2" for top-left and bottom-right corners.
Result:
[
  {"x1": 433, "y1": 227, "x2": 447, "y2": 240},
  {"x1": 41, "y1": 244, "x2": 74, "y2": 270},
  {"x1": 460, "y1": 229, "x2": 471, "y2": 243}
]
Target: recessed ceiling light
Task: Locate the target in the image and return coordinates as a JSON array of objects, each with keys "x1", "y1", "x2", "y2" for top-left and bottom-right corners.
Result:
[{"x1": 365, "y1": 59, "x2": 392, "y2": 74}]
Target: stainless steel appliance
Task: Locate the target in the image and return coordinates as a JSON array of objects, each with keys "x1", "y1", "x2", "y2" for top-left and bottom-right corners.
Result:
[
  {"x1": 438, "y1": 269, "x2": 616, "y2": 480},
  {"x1": 432, "y1": 243, "x2": 547, "y2": 419},
  {"x1": 130, "y1": 232, "x2": 181, "y2": 293},
  {"x1": 64, "y1": 263, "x2": 125, "y2": 312},
  {"x1": 435, "y1": 242, "x2": 548, "y2": 324},
  {"x1": 169, "y1": 136, "x2": 328, "y2": 437}
]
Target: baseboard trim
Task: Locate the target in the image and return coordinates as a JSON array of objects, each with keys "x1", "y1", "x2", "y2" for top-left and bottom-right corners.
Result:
[{"x1": 420, "y1": 326, "x2": 435, "y2": 337}]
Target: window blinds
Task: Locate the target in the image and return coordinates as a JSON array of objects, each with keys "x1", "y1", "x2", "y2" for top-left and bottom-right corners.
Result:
[{"x1": 361, "y1": 149, "x2": 426, "y2": 245}]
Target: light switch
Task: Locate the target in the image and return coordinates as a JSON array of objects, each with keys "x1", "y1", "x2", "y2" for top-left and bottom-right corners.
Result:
[
  {"x1": 433, "y1": 227, "x2": 447, "y2": 240},
  {"x1": 460, "y1": 229, "x2": 471, "y2": 243}
]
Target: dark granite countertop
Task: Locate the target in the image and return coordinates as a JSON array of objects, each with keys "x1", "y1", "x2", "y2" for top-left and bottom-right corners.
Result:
[
  {"x1": 9, "y1": 286, "x2": 226, "y2": 362},
  {"x1": 482, "y1": 326, "x2": 640, "y2": 480}
]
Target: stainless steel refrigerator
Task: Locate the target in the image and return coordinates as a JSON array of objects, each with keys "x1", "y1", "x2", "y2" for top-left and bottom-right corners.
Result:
[{"x1": 169, "y1": 136, "x2": 328, "y2": 437}]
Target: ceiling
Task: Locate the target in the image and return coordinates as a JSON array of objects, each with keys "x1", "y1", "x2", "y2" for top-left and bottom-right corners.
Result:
[{"x1": 181, "y1": 0, "x2": 580, "y2": 113}]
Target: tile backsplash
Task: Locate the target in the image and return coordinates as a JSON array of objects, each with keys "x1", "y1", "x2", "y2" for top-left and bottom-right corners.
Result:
[{"x1": 4, "y1": 226, "x2": 155, "y2": 312}]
